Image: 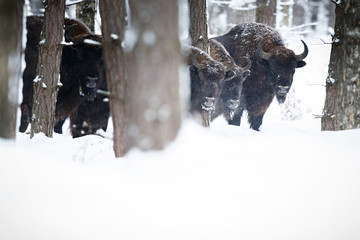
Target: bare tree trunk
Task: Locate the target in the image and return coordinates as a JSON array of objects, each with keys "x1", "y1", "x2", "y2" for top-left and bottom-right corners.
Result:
[
  {"x1": 76, "y1": 0, "x2": 96, "y2": 32},
  {"x1": 188, "y1": 0, "x2": 209, "y2": 53},
  {"x1": 31, "y1": 0, "x2": 65, "y2": 138},
  {"x1": 99, "y1": 0, "x2": 127, "y2": 157},
  {"x1": 277, "y1": 0, "x2": 294, "y2": 28},
  {"x1": 0, "y1": 0, "x2": 24, "y2": 139},
  {"x1": 28, "y1": 0, "x2": 42, "y2": 15},
  {"x1": 126, "y1": 0, "x2": 182, "y2": 152},
  {"x1": 256, "y1": 0, "x2": 277, "y2": 27},
  {"x1": 321, "y1": 0, "x2": 360, "y2": 131}
]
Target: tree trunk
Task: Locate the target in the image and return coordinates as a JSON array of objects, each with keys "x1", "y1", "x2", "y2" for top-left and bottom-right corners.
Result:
[
  {"x1": 76, "y1": 0, "x2": 96, "y2": 32},
  {"x1": 30, "y1": 0, "x2": 65, "y2": 138},
  {"x1": 126, "y1": 0, "x2": 182, "y2": 152},
  {"x1": 99, "y1": 0, "x2": 127, "y2": 157},
  {"x1": 321, "y1": 0, "x2": 360, "y2": 131},
  {"x1": 277, "y1": 0, "x2": 294, "y2": 28},
  {"x1": 256, "y1": 0, "x2": 277, "y2": 27},
  {"x1": 0, "y1": 0, "x2": 24, "y2": 139},
  {"x1": 28, "y1": 0, "x2": 42, "y2": 15},
  {"x1": 188, "y1": 0, "x2": 209, "y2": 53}
]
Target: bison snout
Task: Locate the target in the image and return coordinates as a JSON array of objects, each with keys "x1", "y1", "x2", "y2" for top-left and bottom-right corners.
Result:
[
  {"x1": 277, "y1": 85, "x2": 289, "y2": 95},
  {"x1": 86, "y1": 76, "x2": 98, "y2": 88},
  {"x1": 227, "y1": 99, "x2": 240, "y2": 110},
  {"x1": 202, "y1": 97, "x2": 216, "y2": 111}
]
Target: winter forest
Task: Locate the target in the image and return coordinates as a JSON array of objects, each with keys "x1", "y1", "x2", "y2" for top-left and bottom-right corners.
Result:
[{"x1": 1, "y1": 0, "x2": 360, "y2": 239}]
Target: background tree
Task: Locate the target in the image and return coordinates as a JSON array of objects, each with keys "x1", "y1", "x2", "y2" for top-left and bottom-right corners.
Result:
[
  {"x1": 322, "y1": 0, "x2": 360, "y2": 130},
  {"x1": 99, "y1": 0, "x2": 127, "y2": 157},
  {"x1": 256, "y1": 0, "x2": 277, "y2": 27},
  {"x1": 30, "y1": 0, "x2": 66, "y2": 138},
  {"x1": 188, "y1": 0, "x2": 209, "y2": 53},
  {"x1": 0, "y1": 0, "x2": 24, "y2": 139},
  {"x1": 125, "y1": 0, "x2": 182, "y2": 152},
  {"x1": 277, "y1": 0, "x2": 294, "y2": 28},
  {"x1": 76, "y1": 0, "x2": 96, "y2": 32}
]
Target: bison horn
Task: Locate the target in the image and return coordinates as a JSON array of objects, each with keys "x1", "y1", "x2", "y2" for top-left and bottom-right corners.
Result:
[
  {"x1": 240, "y1": 57, "x2": 251, "y2": 72},
  {"x1": 295, "y1": 40, "x2": 308, "y2": 62},
  {"x1": 258, "y1": 39, "x2": 272, "y2": 60},
  {"x1": 192, "y1": 51, "x2": 203, "y2": 69},
  {"x1": 64, "y1": 24, "x2": 77, "y2": 42}
]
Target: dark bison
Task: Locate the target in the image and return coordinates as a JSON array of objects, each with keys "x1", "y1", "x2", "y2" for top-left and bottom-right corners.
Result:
[
  {"x1": 183, "y1": 41, "x2": 237, "y2": 126},
  {"x1": 19, "y1": 16, "x2": 109, "y2": 136},
  {"x1": 209, "y1": 39, "x2": 251, "y2": 123},
  {"x1": 215, "y1": 23, "x2": 308, "y2": 130}
]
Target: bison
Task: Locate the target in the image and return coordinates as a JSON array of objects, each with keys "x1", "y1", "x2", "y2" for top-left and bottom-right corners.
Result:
[
  {"x1": 19, "y1": 16, "x2": 109, "y2": 137},
  {"x1": 183, "y1": 42, "x2": 237, "y2": 126},
  {"x1": 215, "y1": 23, "x2": 308, "y2": 130},
  {"x1": 209, "y1": 39, "x2": 251, "y2": 123}
]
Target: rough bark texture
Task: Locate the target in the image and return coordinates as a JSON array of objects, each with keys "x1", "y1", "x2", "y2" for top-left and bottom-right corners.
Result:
[
  {"x1": 322, "y1": 0, "x2": 360, "y2": 131},
  {"x1": 76, "y1": 0, "x2": 96, "y2": 32},
  {"x1": 31, "y1": 0, "x2": 65, "y2": 138},
  {"x1": 188, "y1": 0, "x2": 209, "y2": 53},
  {"x1": 256, "y1": 0, "x2": 277, "y2": 27},
  {"x1": 0, "y1": 0, "x2": 24, "y2": 139},
  {"x1": 126, "y1": 0, "x2": 182, "y2": 152},
  {"x1": 99, "y1": 0, "x2": 127, "y2": 157}
]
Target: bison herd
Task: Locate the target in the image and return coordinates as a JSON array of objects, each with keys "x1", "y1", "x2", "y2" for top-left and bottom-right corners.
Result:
[{"x1": 19, "y1": 16, "x2": 308, "y2": 137}]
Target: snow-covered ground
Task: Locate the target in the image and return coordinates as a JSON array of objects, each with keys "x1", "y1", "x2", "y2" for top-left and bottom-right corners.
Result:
[{"x1": 2, "y1": 4, "x2": 360, "y2": 240}]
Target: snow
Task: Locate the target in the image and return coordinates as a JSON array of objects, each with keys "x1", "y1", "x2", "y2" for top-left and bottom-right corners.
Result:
[
  {"x1": 83, "y1": 39, "x2": 101, "y2": 46},
  {"x1": 2, "y1": 3, "x2": 360, "y2": 240}
]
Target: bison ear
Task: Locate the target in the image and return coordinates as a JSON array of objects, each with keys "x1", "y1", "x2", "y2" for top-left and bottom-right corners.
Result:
[{"x1": 296, "y1": 60, "x2": 306, "y2": 68}]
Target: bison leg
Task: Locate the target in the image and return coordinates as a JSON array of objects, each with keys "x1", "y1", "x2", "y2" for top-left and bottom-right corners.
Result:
[
  {"x1": 54, "y1": 117, "x2": 67, "y2": 134},
  {"x1": 19, "y1": 104, "x2": 31, "y2": 132},
  {"x1": 227, "y1": 108, "x2": 243, "y2": 126},
  {"x1": 248, "y1": 113, "x2": 265, "y2": 131}
]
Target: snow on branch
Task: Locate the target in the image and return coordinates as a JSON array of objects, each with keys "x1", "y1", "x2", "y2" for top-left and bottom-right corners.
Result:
[{"x1": 65, "y1": 0, "x2": 83, "y2": 6}]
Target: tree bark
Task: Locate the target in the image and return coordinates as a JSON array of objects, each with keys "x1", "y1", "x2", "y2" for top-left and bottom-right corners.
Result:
[
  {"x1": 99, "y1": 0, "x2": 127, "y2": 157},
  {"x1": 277, "y1": 0, "x2": 293, "y2": 28},
  {"x1": 126, "y1": 0, "x2": 182, "y2": 152},
  {"x1": 321, "y1": 0, "x2": 360, "y2": 131},
  {"x1": 188, "y1": 0, "x2": 209, "y2": 53},
  {"x1": 0, "y1": 0, "x2": 24, "y2": 139},
  {"x1": 256, "y1": 0, "x2": 277, "y2": 27},
  {"x1": 76, "y1": 0, "x2": 96, "y2": 32},
  {"x1": 31, "y1": 0, "x2": 65, "y2": 138}
]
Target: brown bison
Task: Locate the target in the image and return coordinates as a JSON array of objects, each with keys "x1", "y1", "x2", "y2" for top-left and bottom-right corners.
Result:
[
  {"x1": 209, "y1": 39, "x2": 251, "y2": 123},
  {"x1": 183, "y1": 43, "x2": 236, "y2": 126},
  {"x1": 19, "y1": 16, "x2": 109, "y2": 137},
  {"x1": 215, "y1": 23, "x2": 308, "y2": 130}
]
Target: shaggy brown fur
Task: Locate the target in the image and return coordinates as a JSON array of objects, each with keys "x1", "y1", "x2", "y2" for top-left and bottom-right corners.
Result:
[{"x1": 215, "y1": 23, "x2": 307, "y2": 130}]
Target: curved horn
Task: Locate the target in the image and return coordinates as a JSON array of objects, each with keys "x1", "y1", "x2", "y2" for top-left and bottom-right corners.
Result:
[
  {"x1": 240, "y1": 57, "x2": 252, "y2": 72},
  {"x1": 64, "y1": 24, "x2": 77, "y2": 42},
  {"x1": 192, "y1": 50, "x2": 202, "y2": 69},
  {"x1": 295, "y1": 40, "x2": 308, "y2": 62},
  {"x1": 257, "y1": 39, "x2": 272, "y2": 60},
  {"x1": 224, "y1": 55, "x2": 235, "y2": 72}
]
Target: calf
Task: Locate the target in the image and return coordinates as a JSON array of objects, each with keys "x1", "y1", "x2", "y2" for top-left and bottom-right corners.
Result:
[
  {"x1": 209, "y1": 39, "x2": 251, "y2": 123},
  {"x1": 183, "y1": 45, "x2": 235, "y2": 126}
]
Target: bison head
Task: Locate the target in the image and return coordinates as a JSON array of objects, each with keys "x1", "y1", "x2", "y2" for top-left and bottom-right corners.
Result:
[
  {"x1": 64, "y1": 23, "x2": 104, "y2": 102},
  {"x1": 258, "y1": 39, "x2": 308, "y2": 103},
  {"x1": 220, "y1": 57, "x2": 251, "y2": 119},
  {"x1": 192, "y1": 50, "x2": 235, "y2": 112}
]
